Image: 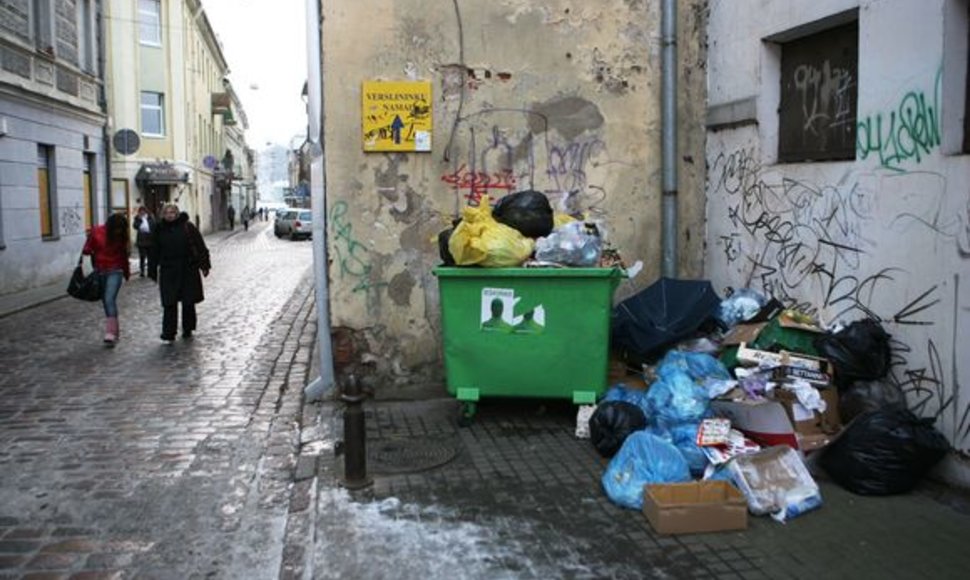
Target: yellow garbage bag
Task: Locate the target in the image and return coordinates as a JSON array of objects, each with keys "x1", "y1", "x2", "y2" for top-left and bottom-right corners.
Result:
[
  {"x1": 553, "y1": 213, "x2": 577, "y2": 229},
  {"x1": 448, "y1": 195, "x2": 535, "y2": 267}
]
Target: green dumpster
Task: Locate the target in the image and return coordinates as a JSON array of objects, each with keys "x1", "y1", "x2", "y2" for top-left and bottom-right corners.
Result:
[{"x1": 434, "y1": 267, "x2": 624, "y2": 419}]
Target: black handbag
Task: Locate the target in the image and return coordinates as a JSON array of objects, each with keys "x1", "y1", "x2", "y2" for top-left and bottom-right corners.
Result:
[{"x1": 67, "y1": 251, "x2": 102, "y2": 302}]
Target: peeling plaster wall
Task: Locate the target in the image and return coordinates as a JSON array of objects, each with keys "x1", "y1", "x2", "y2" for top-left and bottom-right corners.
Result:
[
  {"x1": 322, "y1": 0, "x2": 707, "y2": 396},
  {"x1": 705, "y1": 0, "x2": 970, "y2": 484}
]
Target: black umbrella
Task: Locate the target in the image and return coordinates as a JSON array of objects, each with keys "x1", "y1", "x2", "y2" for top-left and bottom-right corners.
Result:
[{"x1": 611, "y1": 278, "x2": 721, "y2": 360}]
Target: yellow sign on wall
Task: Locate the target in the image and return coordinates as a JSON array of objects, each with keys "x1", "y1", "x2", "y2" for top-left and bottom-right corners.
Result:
[{"x1": 362, "y1": 80, "x2": 432, "y2": 152}]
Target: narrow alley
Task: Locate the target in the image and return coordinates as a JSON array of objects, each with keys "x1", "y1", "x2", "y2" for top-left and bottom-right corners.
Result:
[{"x1": 0, "y1": 222, "x2": 315, "y2": 578}]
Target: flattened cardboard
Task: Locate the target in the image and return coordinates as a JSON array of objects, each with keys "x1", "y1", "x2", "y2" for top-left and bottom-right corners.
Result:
[
  {"x1": 722, "y1": 323, "x2": 768, "y2": 347},
  {"x1": 643, "y1": 481, "x2": 748, "y2": 535},
  {"x1": 711, "y1": 387, "x2": 842, "y2": 452}
]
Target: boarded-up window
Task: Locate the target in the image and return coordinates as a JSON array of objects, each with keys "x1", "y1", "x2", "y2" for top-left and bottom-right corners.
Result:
[
  {"x1": 37, "y1": 145, "x2": 54, "y2": 239},
  {"x1": 83, "y1": 153, "x2": 95, "y2": 231},
  {"x1": 778, "y1": 21, "x2": 858, "y2": 162}
]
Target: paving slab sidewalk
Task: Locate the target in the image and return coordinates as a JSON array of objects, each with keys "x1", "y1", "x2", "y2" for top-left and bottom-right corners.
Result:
[{"x1": 288, "y1": 397, "x2": 970, "y2": 580}]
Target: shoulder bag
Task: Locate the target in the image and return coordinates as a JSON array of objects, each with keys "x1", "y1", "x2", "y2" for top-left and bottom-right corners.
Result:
[{"x1": 67, "y1": 250, "x2": 103, "y2": 302}]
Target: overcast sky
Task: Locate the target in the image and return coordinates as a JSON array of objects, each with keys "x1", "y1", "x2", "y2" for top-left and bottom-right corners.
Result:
[{"x1": 202, "y1": 0, "x2": 308, "y2": 149}]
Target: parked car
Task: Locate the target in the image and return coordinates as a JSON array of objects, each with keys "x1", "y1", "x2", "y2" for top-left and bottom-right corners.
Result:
[
  {"x1": 289, "y1": 210, "x2": 312, "y2": 240},
  {"x1": 274, "y1": 209, "x2": 298, "y2": 238}
]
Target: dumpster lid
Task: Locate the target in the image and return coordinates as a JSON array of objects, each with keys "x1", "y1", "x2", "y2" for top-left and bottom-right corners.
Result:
[{"x1": 433, "y1": 267, "x2": 624, "y2": 278}]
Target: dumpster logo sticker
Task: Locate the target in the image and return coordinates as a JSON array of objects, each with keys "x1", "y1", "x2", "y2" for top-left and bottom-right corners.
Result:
[{"x1": 481, "y1": 288, "x2": 545, "y2": 334}]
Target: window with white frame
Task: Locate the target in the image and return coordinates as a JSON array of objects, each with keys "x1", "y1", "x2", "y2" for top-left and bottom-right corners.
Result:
[
  {"x1": 139, "y1": 0, "x2": 161, "y2": 46},
  {"x1": 77, "y1": 0, "x2": 95, "y2": 72},
  {"x1": 140, "y1": 91, "x2": 165, "y2": 136}
]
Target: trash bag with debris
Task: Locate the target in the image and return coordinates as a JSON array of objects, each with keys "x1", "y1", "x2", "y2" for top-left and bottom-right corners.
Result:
[
  {"x1": 534, "y1": 221, "x2": 602, "y2": 267},
  {"x1": 448, "y1": 195, "x2": 535, "y2": 267},
  {"x1": 664, "y1": 423, "x2": 709, "y2": 477},
  {"x1": 716, "y1": 288, "x2": 768, "y2": 328},
  {"x1": 730, "y1": 446, "x2": 823, "y2": 521},
  {"x1": 589, "y1": 401, "x2": 649, "y2": 458},
  {"x1": 658, "y1": 351, "x2": 731, "y2": 382},
  {"x1": 814, "y1": 319, "x2": 892, "y2": 388},
  {"x1": 839, "y1": 379, "x2": 906, "y2": 423},
  {"x1": 645, "y1": 369, "x2": 710, "y2": 430},
  {"x1": 601, "y1": 431, "x2": 692, "y2": 510},
  {"x1": 492, "y1": 190, "x2": 554, "y2": 238},
  {"x1": 601, "y1": 384, "x2": 650, "y2": 419},
  {"x1": 820, "y1": 408, "x2": 949, "y2": 495}
]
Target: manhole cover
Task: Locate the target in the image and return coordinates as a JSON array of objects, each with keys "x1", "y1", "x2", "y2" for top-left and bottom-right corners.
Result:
[{"x1": 367, "y1": 436, "x2": 462, "y2": 474}]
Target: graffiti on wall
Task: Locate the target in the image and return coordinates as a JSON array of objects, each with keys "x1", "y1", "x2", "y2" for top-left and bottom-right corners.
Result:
[
  {"x1": 330, "y1": 201, "x2": 387, "y2": 294},
  {"x1": 60, "y1": 205, "x2": 83, "y2": 236},
  {"x1": 792, "y1": 61, "x2": 855, "y2": 137},
  {"x1": 857, "y1": 69, "x2": 942, "y2": 172},
  {"x1": 439, "y1": 108, "x2": 613, "y2": 217},
  {"x1": 710, "y1": 143, "x2": 967, "y2": 449}
]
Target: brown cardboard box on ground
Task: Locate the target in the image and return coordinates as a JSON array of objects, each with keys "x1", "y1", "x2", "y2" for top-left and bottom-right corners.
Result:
[
  {"x1": 642, "y1": 481, "x2": 748, "y2": 535},
  {"x1": 771, "y1": 387, "x2": 841, "y2": 451}
]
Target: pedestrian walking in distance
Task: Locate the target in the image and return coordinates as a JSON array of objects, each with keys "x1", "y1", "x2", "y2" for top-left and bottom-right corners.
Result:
[
  {"x1": 242, "y1": 205, "x2": 252, "y2": 231},
  {"x1": 132, "y1": 206, "x2": 156, "y2": 277},
  {"x1": 227, "y1": 204, "x2": 236, "y2": 230},
  {"x1": 82, "y1": 213, "x2": 131, "y2": 346},
  {"x1": 148, "y1": 204, "x2": 211, "y2": 344}
]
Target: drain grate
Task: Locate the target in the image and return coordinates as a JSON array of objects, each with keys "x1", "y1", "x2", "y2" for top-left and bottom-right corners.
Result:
[{"x1": 367, "y1": 435, "x2": 462, "y2": 474}]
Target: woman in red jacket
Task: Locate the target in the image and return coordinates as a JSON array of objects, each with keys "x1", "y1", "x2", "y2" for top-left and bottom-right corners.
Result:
[{"x1": 82, "y1": 213, "x2": 131, "y2": 345}]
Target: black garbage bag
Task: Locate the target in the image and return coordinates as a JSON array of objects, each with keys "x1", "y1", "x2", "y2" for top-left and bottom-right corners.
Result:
[
  {"x1": 438, "y1": 218, "x2": 462, "y2": 266},
  {"x1": 820, "y1": 408, "x2": 950, "y2": 495},
  {"x1": 814, "y1": 319, "x2": 892, "y2": 388},
  {"x1": 589, "y1": 401, "x2": 648, "y2": 458},
  {"x1": 438, "y1": 228, "x2": 456, "y2": 266},
  {"x1": 839, "y1": 379, "x2": 906, "y2": 423},
  {"x1": 492, "y1": 190, "x2": 554, "y2": 238},
  {"x1": 611, "y1": 278, "x2": 721, "y2": 362}
]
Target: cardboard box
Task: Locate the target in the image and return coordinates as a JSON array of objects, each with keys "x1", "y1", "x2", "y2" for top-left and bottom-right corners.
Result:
[
  {"x1": 771, "y1": 387, "x2": 841, "y2": 451},
  {"x1": 643, "y1": 481, "x2": 748, "y2": 535},
  {"x1": 734, "y1": 344, "x2": 831, "y2": 373},
  {"x1": 711, "y1": 386, "x2": 842, "y2": 452}
]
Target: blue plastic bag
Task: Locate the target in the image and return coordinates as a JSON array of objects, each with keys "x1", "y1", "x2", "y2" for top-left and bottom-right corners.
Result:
[
  {"x1": 647, "y1": 424, "x2": 710, "y2": 477},
  {"x1": 602, "y1": 383, "x2": 650, "y2": 420},
  {"x1": 644, "y1": 369, "x2": 710, "y2": 429},
  {"x1": 658, "y1": 351, "x2": 731, "y2": 382},
  {"x1": 602, "y1": 431, "x2": 691, "y2": 510},
  {"x1": 671, "y1": 423, "x2": 709, "y2": 476}
]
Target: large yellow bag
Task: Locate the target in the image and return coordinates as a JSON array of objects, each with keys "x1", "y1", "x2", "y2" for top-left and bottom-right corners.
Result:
[{"x1": 448, "y1": 195, "x2": 535, "y2": 267}]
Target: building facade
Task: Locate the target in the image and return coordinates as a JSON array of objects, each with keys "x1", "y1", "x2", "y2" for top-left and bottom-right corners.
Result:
[
  {"x1": 0, "y1": 0, "x2": 107, "y2": 297},
  {"x1": 103, "y1": 0, "x2": 246, "y2": 233},
  {"x1": 704, "y1": 0, "x2": 970, "y2": 483},
  {"x1": 316, "y1": 0, "x2": 708, "y2": 394}
]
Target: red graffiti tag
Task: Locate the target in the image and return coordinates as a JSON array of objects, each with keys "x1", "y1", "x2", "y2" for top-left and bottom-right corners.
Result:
[{"x1": 440, "y1": 164, "x2": 517, "y2": 204}]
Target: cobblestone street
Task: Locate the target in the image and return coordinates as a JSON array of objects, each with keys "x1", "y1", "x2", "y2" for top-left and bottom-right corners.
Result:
[{"x1": 0, "y1": 222, "x2": 315, "y2": 579}]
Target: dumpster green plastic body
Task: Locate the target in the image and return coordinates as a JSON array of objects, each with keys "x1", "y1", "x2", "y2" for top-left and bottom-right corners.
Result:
[{"x1": 434, "y1": 267, "x2": 623, "y2": 409}]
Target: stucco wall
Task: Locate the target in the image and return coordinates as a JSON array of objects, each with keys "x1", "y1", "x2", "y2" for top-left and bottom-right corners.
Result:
[
  {"x1": 322, "y1": 0, "x2": 708, "y2": 395},
  {"x1": 705, "y1": 0, "x2": 970, "y2": 482}
]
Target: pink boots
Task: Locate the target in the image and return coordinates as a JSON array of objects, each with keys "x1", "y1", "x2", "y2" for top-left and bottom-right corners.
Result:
[{"x1": 104, "y1": 317, "x2": 119, "y2": 345}]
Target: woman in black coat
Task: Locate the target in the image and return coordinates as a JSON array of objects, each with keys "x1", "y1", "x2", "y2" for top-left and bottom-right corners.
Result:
[{"x1": 148, "y1": 204, "x2": 211, "y2": 343}]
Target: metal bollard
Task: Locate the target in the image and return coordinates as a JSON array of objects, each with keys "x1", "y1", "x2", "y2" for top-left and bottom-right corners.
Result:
[{"x1": 339, "y1": 373, "x2": 372, "y2": 489}]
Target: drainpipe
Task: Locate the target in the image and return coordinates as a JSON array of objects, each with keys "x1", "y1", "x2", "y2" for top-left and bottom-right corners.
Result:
[
  {"x1": 304, "y1": 0, "x2": 337, "y2": 403},
  {"x1": 661, "y1": 0, "x2": 678, "y2": 279},
  {"x1": 97, "y1": 0, "x2": 111, "y2": 221}
]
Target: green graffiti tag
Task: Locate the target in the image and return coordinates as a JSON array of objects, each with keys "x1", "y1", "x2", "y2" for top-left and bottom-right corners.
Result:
[
  {"x1": 856, "y1": 69, "x2": 942, "y2": 172},
  {"x1": 330, "y1": 201, "x2": 387, "y2": 294}
]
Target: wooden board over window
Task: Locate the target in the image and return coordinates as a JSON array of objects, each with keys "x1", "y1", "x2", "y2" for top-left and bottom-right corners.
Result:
[{"x1": 778, "y1": 21, "x2": 858, "y2": 163}]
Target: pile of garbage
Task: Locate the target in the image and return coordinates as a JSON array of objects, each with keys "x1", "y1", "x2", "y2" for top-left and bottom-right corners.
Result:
[
  {"x1": 439, "y1": 191, "x2": 633, "y2": 271},
  {"x1": 585, "y1": 282, "x2": 951, "y2": 525}
]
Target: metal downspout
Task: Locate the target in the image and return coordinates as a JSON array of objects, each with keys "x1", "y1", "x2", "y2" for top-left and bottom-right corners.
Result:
[
  {"x1": 304, "y1": 0, "x2": 336, "y2": 401},
  {"x1": 661, "y1": 0, "x2": 678, "y2": 278}
]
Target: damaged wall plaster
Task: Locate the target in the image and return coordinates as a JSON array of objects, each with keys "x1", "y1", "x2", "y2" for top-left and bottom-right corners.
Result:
[{"x1": 322, "y1": 0, "x2": 708, "y2": 396}]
